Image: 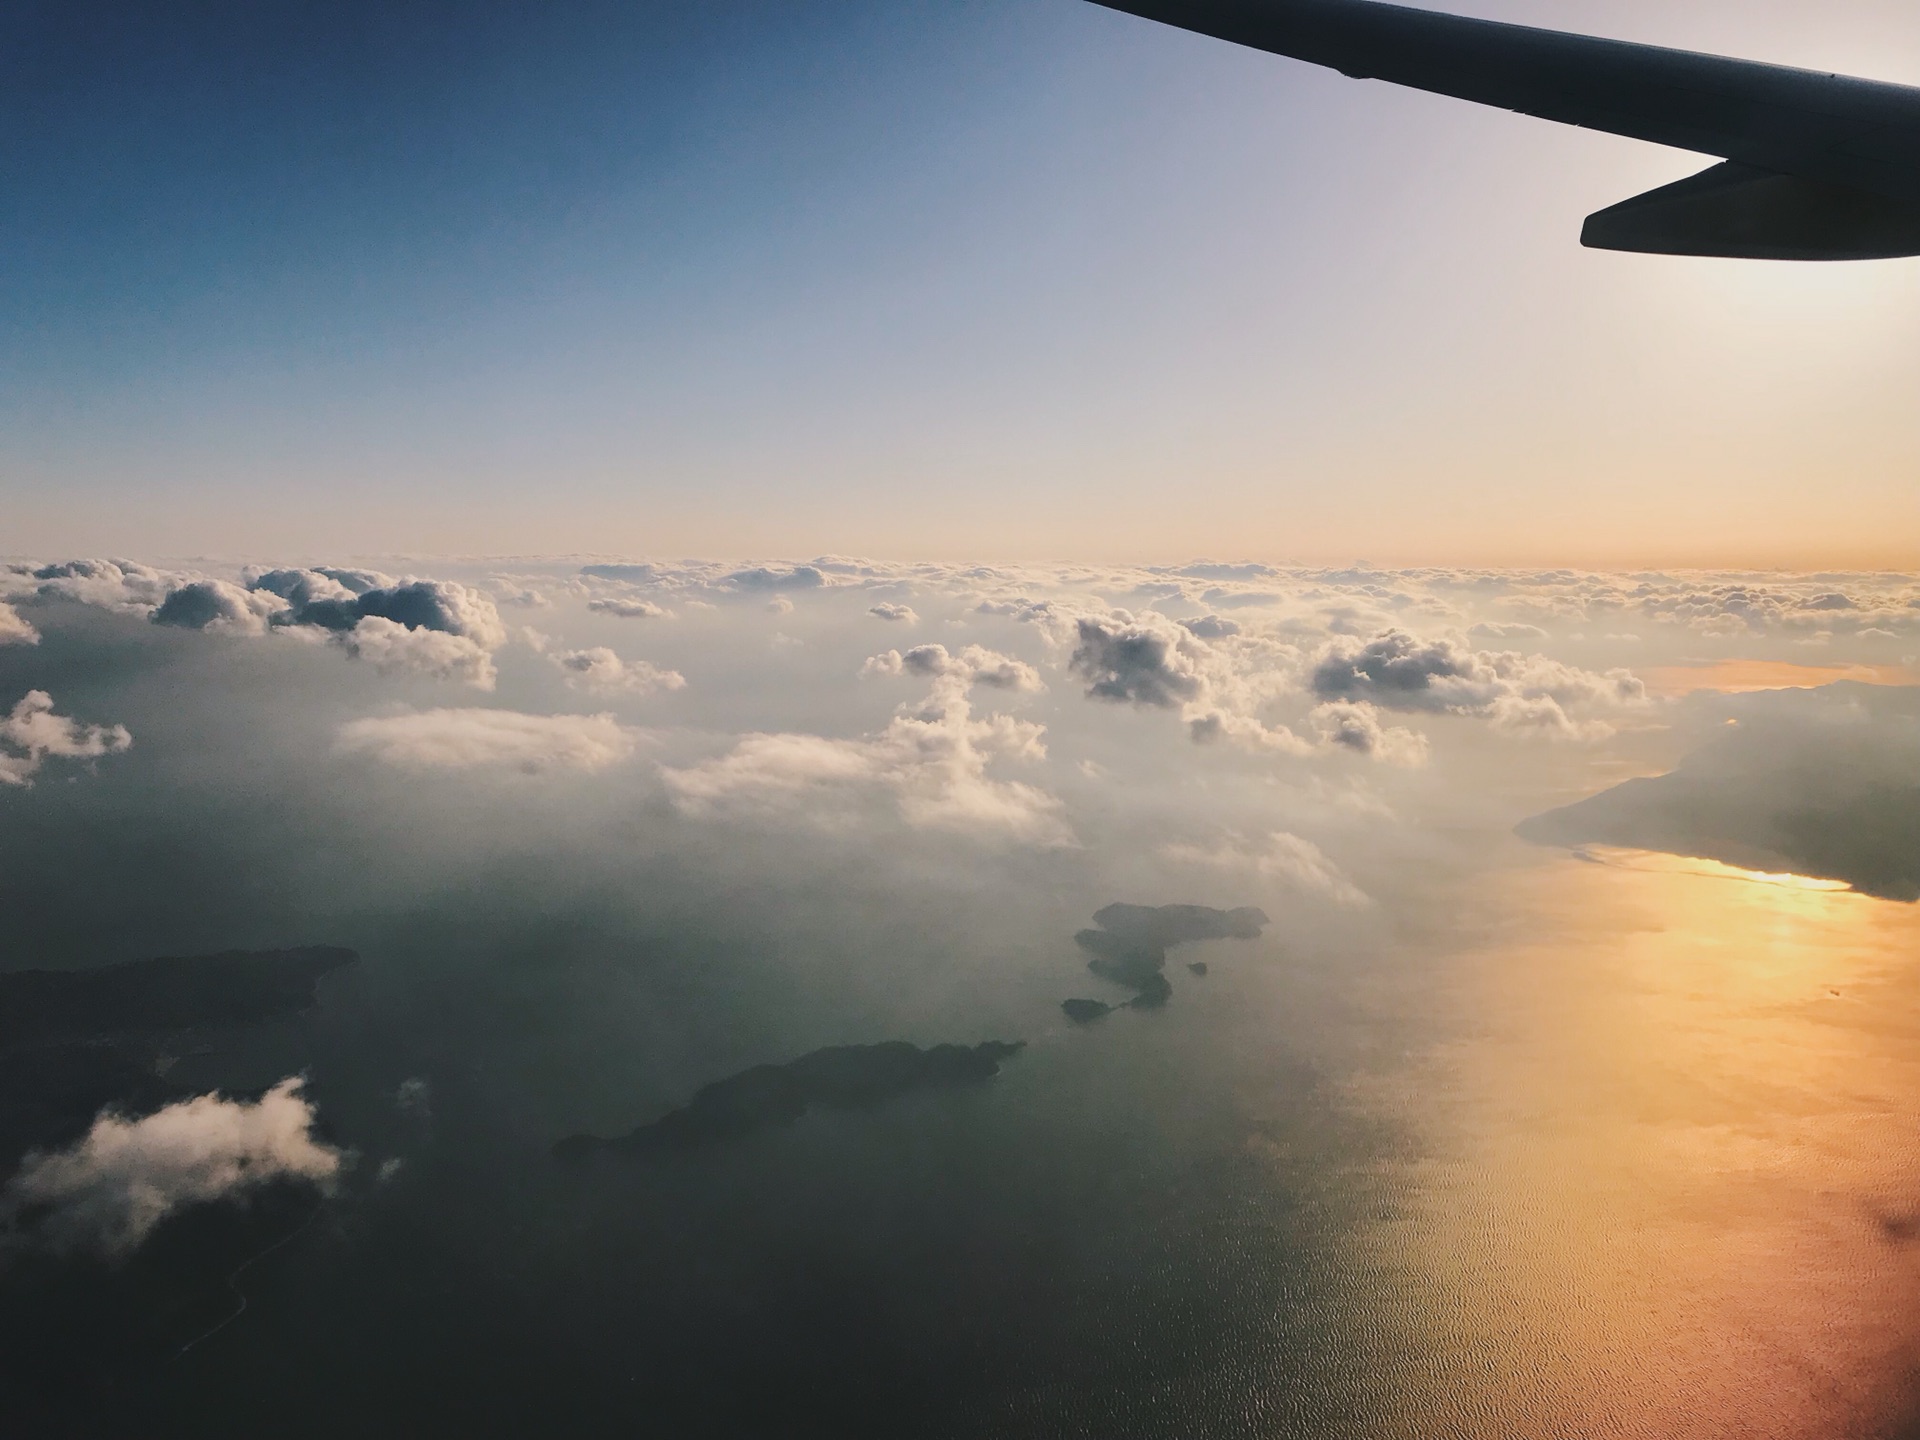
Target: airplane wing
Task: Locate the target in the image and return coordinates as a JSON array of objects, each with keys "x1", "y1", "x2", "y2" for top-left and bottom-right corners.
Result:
[{"x1": 1088, "y1": 0, "x2": 1920, "y2": 258}]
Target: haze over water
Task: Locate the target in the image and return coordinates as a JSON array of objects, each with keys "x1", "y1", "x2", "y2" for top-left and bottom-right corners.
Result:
[{"x1": 3, "y1": 556, "x2": 1918, "y2": 1436}]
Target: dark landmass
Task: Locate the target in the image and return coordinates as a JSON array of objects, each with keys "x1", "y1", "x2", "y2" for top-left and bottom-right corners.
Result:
[
  {"x1": 0, "y1": 947, "x2": 357, "y2": 1048},
  {"x1": 556, "y1": 1040, "x2": 1026, "y2": 1162},
  {"x1": 1071, "y1": 902, "x2": 1268, "y2": 1003},
  {"x1": 1188, "y1": 962, "x2": 1209, "y2": 977},
  {"x1": 1518, "y1": 684, "x2": 1920, "y2": 901},
  {"x1": 1061, "y1": 999, "x2": 1114, "y2": 1024}
]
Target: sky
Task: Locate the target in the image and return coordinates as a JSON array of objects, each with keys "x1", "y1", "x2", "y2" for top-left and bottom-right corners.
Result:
[{"x1": 7, "y1": 0, "x2": 1920, "y2": 567}]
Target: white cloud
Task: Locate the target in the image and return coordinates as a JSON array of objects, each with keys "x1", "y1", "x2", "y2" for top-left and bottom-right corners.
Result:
[
  {"x1": 152, "y1": 579, "x2": 284, "y2": 636},
  {"x1": 552, "y1": 647, "x2": 687, "y2": 695},
  {"x1": 1308, "y1": 701, "x2": 1430, "y2": 767},
  {"x1": 663, "y1": 676, "x2": 1071, "y2": 846},
  {"x1": 2, "y1": 1078, "x2": 344, "y2": 1257},
  {"x1": 21, "y1": 559, "x2": 178, "y2": 613},
  {"x1": 1310, "y1": 629, "x2": 1645, "y2": 742},
  {"x1": 588, "y1": 597, "x2": 669, "y2": 619},
  {"x1": 869, "y1": 603, "x2": 919, "y2": 624},
  {"x1": 0, "y1": 603, "x2": 39, "y2": 646},
  {"x1": 344, "y1": 617, "x2": 498, "y2": 689},
  {"x1": 861, "y1": 643, "x2": 1041, "y2": 691},
  {"x1": 0, "y1": 691, "x2": 133, "y2": 787},
  {"x1": 1159, "y1": 831, "x2": 1370, "y2": 906},
  {"x1": 335, "y1": 708, "x2": 643, "y2": 772}
]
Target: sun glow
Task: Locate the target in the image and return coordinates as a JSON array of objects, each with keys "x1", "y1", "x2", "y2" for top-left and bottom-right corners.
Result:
[{"x1": 1367, "y1": 845, "x2": 1920, "y2": 1439}]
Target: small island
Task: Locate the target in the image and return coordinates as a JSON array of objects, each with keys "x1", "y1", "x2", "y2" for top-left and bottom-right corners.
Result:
[
  {"x1": 555, "y1": 1039, "x2": 1026, "y2": 1162},
  {"x1": 1065, "y1": 903, "x2": 1267, "y2": 1012}
]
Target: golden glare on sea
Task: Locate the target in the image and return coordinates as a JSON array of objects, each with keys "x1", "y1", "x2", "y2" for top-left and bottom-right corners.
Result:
[{"x1": 1363, "y1": 848, "x2": 1920, "y2": 1439}]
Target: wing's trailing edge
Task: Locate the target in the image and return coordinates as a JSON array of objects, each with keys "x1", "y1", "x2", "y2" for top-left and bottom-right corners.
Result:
[{"x1": 1089, "y1": 0, "x2": 1920, "y2": 258}]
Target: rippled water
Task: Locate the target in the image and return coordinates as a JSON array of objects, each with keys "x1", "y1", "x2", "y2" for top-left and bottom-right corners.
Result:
[{"x1": 65, "y1": 845, "x2": 1920, "y2": 1438}]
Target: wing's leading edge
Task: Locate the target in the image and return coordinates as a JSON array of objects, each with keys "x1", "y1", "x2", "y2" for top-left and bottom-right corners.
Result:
[{"x1": 1090, "y1": 0, "x2": 1920, "y2": 258}]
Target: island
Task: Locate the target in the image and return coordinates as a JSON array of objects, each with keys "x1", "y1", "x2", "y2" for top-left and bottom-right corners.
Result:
[
  {"x1": 1065, "y1": 902, "x2": 1268, "y2": 1010},
  {"x1": 555, "y1": 1039, "x2": 1026, "y2": 1162}
]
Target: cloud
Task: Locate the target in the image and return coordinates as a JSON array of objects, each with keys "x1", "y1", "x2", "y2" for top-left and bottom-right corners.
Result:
[
  {"x1": 1172, "y1": 562, "x2": 1279, "y2": 582},
  {"x1": 869, "y1": 603, "x2": 918, "y2": 624},
  {"x1": 1308, "y1": 701, "x2": 1429, "y2": 766},
  {"x1": 344, "y1": 617, "x2": 498, "y2": 689},
  {"x1": 1180, "y1": 615, "x2": 1240, "y2": 639},
  {"x1": 662, "y1": 676, "x2": 1071, "y2": 846},
  {"x1": 335, "y1": 709, "x2": 643, "y2": 772},
  {"x1": 552, "y1": 647, "x2": 687, "y2": 695},
  {"x1": 1469, "y1": 621, "x2": 1549, "y2": 642},
  {"x1": 250, "y1": 570, "x2": 507, "y2": 650},
  {"x1": 0, "y1": 691, "x2": 133, "y2": 787},
  {"x1": 22, "y1": 559, "x2": 177, "y2": 613},
  {"x1": 1, "y1": 1078, "x2": 344, "y2": 1257},
  {"x1": 1310, "y1": 629, "x2": 1645, "y2": 741},
  {"x1": 1069, "y1": 613, "x2": 1207, "y2": 708},
  {"x1": 0, "y1": 603, "x2": 38, "y2": 647},
  {"x1": 588, "y1": 598, "x2": 669, "y2": 619},
  {"x1": 151, "y1": 579, "x2": 283, "y2": 637},
  {"x1": 1159, "y1": 831, "x2": 1370, "y2": 906},
  {"x1": 862, "y1": 644, "x2": 1041, "y2": 692},
  {"x1": 728, "y1": 565, "x2": 828, "y2": 592}
]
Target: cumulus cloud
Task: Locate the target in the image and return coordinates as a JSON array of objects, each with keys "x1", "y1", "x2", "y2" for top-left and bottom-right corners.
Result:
[
  {"x1": 344, "y1": 617, "x2": 498, "y2": 689},
  {"x1": 1308, "y1": 701, "x2": 1430, "y2": 767},
  {"x1": 1159, "y1": 831, "x2": 1370, "y2": 906},
  {"x1": 0, "y1": 691, "x2": 133, "y2": 787},
  {"x1": 23, "y1": 559, "x2": 176, "y2": 613},
  {"x1": 0, "y1": 603, "x2": 39, "y2": 646},
  {"x1": 663, "y1": 676, "x2": 1070, "y2": 846},
  {"x1": 335, "y1": 709, "x2": 643, "y2": 772},
  {"x1": 869, "y1": 603, "x2": 918, "y2": 624},
  {"x1": 250, "y1": 570, "x2": 507, "y2": 650},
  {"x1": 552, "y1": 647, "x2": 687, "y2": 695},
  {"x1": 1310, "y1": 629, "x2": 1645, "y2": 741},
  {"x1": 29, "y1": 562, "x2": 520, "y2": 687},
  {"x1": 588, "y1": 598, "x2": 669, "y2": 619},
  {"x1": 1180, "y1": 615, "x2": 1240, "y2": 639},
  {"x1": 152, "y1": 579, "x2": 282, "y2": 637},
  {"x1": 1, "y1": 1078, "x2": 344, "y2": 1257},
  {"x1": 862, "y1": 644, "x2": 1041, "y2": 691},
  {"x1": 1069, "y1": 613, "x2": 1206, "y2": 708}
]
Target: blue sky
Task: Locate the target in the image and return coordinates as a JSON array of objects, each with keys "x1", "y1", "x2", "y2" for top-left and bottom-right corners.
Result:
[{"x1": 7, "y1": 0, "x2": 1920, "y2": 564}]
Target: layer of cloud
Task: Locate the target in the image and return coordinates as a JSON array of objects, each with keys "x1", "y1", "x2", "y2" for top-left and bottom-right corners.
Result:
[
  {"x1": 336, "y1": 709, "x2": 643, "y2": 772},
  {"x1": 1, "y1": 1078, "x2": 344, "y2": 1257},
  {"x1": 0, "y1": 691, "x2": 133, "y2": 787}
]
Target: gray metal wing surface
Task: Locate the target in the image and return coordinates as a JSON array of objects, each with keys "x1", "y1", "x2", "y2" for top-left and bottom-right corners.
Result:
[{"x1": 1090, "y1": 0, "x2": 1920, "y2": 258}]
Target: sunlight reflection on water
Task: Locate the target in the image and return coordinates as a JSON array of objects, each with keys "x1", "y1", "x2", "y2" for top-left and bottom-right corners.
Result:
[{"x1": 1365, "y1": 849, "x2": 1920, "y2": 1439}]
